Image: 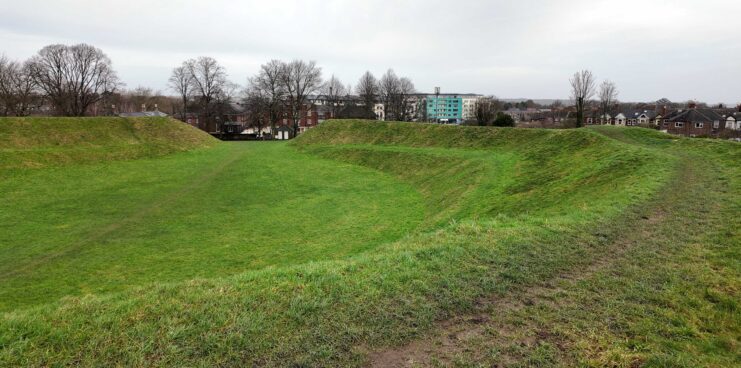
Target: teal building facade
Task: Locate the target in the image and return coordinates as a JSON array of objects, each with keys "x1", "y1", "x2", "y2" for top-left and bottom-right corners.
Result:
[{"x1": 426, "y1": 95, "x2": 463, "y2": 123}]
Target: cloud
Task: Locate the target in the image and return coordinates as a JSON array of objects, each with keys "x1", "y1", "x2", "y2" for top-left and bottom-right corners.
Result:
[{"x1": 0, "y1": 0, "x2": 739, "y2": 103}]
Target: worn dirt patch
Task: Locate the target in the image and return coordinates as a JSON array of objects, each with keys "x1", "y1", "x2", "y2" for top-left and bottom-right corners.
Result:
[{"x1": 367, "y1": 180, "x2": 676, "y2": 367}]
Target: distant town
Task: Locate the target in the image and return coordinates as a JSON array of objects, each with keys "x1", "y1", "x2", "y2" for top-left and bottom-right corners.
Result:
[{"x1": 1, "y1": 43, "x2": 739, "y2": 140}]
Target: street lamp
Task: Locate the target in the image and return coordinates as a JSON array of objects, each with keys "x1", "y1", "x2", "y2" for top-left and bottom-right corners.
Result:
[{"x1": 434, "y1": 87, "x2": 440, "y2": 123}]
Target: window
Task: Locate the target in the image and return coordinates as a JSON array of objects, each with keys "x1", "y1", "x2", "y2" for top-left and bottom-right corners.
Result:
[
  {"x1": 713, "y1": 121, "x2": 719, "y2": 129},
  {"x1": 694, "y1": 122, "x2": 703, "y2": 128},
  {"x1": 675, "y1": 122, "x2": 684, "y2": 128}
]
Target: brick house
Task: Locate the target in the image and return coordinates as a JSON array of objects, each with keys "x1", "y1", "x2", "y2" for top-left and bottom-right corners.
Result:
[
  {"x1": 275, "y1": 102, "x2": 336, "y2": 137},
  {"x1": 661, "y1": 107, "x2": 725, "y2": 137}
]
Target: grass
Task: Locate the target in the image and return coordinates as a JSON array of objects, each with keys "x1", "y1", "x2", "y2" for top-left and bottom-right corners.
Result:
[
  {"x1": 0, "y1": 116, "x2": 217, "y2": 173},
  {"x1": 0, "y1": 119, "x2": 424, "y2": 311},
  {"x1": 0, "y1": 119, "x2": 738, "y2": 367},
  {"x1": 405, "y1": 126, "x2": 740, "y2": 367}
]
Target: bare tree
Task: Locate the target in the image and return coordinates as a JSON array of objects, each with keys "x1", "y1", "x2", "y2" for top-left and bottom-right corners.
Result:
[
  {"x1": 27, "y1": 43, "x2": 121, "y2": 116},
  {"x1": 0, "y1": 56, "x2": 38, "y2": 116},
  {"x1": 250, "y1": 60, "x2": 287, "y2": 136},
  {"x1": 475, "y1": 96, "x2": 501, "y2": 126},
  {"x1": 243, "y1": 85, "x2": 269, "y2": 139},
  {"x1": 598, "y1": 80, "x2": 618, "y2": 123},
  {"x1": 128, "y1": 86, "x2": 154, "y2": 112},
  {"x1": 280, "y1": 60, "x2": 322, "y2": 137},
  {"x1": 213, "y1": 81, "x2": 240, "y2": 127},
  {"x1": 415, "y1": 95, "x2": 428, "y2": 122},
  {"x1": 377, "y1": 70, "x2": 417, "y2": 121},
  {"x1": 186, "y1": 56, "x2": 228, "y2": 131},
  {"x1": 378, "y1": 69, "x2": 401, "y2": 120},
  {"x1": 0, "y1": 55, "x2": 12, "y2": 115},
  {"x1": 355, "y1": 71, "x2": 379, "y2": 118},
  {"x1": 321, "y1": 74, "x2": 348, "y2": 117},
  {"x1": 168, "y1": 63, "x2": 193, "y2": 121},
  {"x1": 398, "y1": 77, "x2": 416, "y2": 121},
  {"x1": 569, "y1": 69, "x2": 596, "y2": 128}
]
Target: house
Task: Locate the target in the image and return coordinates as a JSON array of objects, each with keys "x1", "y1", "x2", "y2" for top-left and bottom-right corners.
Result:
[
  {"x1": 623, "y1": 110, "x2": 658, "y2": 126},
  {"x1": 613, "y1": 112, "x2": 627, "y2": 126},
  {"x1": 274, "y1": 101, "x2": 331, "y2": 138},
  {"x1": 604, "y1": 110, "x2": 655, "y2": 126},
  {"x1": 723, "y1": 113, "x2": 739, "y2": 131},
  {"x1": 661, "y1": 107, "x2": 724, "y2": 137},
  {"x1": 718, "y1": 110, "x2": 741, "y2": 139},
  {"x1": 636, "y1": 110, "x2": 658, "y2": 125},
  {"x1": 373, "y1": 103, "x2": 385, "y2": 120}
]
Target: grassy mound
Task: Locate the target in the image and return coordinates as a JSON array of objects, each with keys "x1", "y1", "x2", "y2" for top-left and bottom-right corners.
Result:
[
  {"x1": 1, "y1": 120, "x2": 737, "y2": 367},
  {"x1": 0, "y1": 116, "x2": 217, "y2": 171},
  {"x1": 294, "y1": 120, "x2": 673, "y2": 227}
]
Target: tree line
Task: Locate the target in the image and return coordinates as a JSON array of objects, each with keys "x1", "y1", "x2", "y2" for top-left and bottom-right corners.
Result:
[
  {"x1": 0, "y1": 44, "x2": 121, "y2": 116},
  {"x1": 168, "y1": 58, "x2": 418, "y2": 136},
  {"x1": 0, "y1": 43, "x2": 420, "y2": 131},
  {"x1": 1, "y1": 43, "x2": 626, "y2": 131}
]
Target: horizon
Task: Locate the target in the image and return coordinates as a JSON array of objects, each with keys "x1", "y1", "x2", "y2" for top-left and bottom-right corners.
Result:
[{"x1": 1, "y1": 0, "x2": 740, "y2": 105}]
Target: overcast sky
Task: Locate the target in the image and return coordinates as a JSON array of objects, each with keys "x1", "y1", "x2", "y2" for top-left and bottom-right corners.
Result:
[{"x1": 1, "y1": 0, "x2": 739, "y2": 103}]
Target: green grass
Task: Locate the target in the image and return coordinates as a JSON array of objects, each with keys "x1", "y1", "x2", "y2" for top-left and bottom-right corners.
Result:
[
  {"x1": 0, "y1": 119, "x2": 738, "y2": 367},
  {"x1": 0, "y1": 116, "x2": 217, "y2": 173},
  {"x1": 409, "y1": 126, "x2": 740, "y2": 367},
  {"x1": 0, "y1": 120, "x2": 424, "y2": 310}
]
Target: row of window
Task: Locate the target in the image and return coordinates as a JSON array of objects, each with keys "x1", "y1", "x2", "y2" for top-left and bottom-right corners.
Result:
[
  {"x1": 674, "y1": 121, "x2": 705, "y2": 128},
  {"x1": 674, "y1": 122, "x2": 709, "y2": 128}
]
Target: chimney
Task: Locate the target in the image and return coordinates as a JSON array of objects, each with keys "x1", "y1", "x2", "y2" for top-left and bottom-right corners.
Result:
[
  {"x1": 688, "y1": 101, "x2": 697, "y2": 109},
  {"x1": 141, "y1": 104, "x2": 146, "y2": 112}
]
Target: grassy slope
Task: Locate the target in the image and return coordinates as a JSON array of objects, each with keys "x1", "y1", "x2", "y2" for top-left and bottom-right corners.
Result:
[
  {"x1": 0, "y1": 120, "x2": 736, "y2": 366},
  {"x1": 370, "y1": 126, "x2": 740, "y2": 367},
  {"x1": 0, "y1": 130, "x2": 424, "y2": 310},
  {"x1": 294, "y1": 120, "x2": 673, "y2": 226},
  {"x1": 0, "y1": 116, "x2": 217, "y2": 173}
]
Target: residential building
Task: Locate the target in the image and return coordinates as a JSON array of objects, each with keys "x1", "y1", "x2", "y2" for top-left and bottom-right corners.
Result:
[
  {"x1": 373, "y1": 103, "x2": 385, "y2": 120},
  {"x1": 461, "y1": 95, "x2": 482, "y2": 120},
  {"x1": 426, "y1": 94, "x2": 463, "y2": 123},
  {"x1": 662, "y1": 107, "x2": 724, "y2": 137}
]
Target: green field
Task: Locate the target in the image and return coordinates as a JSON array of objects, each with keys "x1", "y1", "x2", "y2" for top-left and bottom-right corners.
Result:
[{"x1": 0, "y1": 117, "x2": 738, "y2": 367}]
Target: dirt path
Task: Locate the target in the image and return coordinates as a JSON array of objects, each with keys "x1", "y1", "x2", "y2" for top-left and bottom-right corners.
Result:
[{"x1": 368, "y1": 159, "x2": 698, "y2": 367}]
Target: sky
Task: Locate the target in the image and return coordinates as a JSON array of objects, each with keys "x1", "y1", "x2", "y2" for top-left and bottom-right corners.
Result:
[{"x1": 1, "y1": 0, "x2": 740, "y2": 104}]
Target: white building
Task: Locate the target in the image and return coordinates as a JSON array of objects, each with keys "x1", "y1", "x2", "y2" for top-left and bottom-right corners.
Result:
[
  {"x1": 374, "y1": 103, "x2": 385, "y2": 120},
  {"x1": 461, "y1": 95, "x2": 482, "y2": 120}
]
